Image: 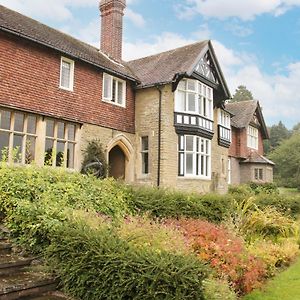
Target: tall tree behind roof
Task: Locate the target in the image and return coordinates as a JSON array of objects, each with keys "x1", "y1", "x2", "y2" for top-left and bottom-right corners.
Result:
[{"x1": 231, "y1": 85, "x2": 254, "y2": 102}]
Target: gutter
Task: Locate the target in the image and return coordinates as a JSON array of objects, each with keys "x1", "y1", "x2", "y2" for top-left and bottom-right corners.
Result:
[{"x1": 156, "y1": 85, "x2": 163, "y2": 187}]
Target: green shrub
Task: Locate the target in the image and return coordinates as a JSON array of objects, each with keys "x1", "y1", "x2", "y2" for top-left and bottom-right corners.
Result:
[
  {"x1": 46, "y1": 215, "x2": 209, "y2": 300},
  {"x1": 0, "y1": 166, "x2": 132, "y2": 219},
  {"x1": 203, "y1": 278, "x2": 237, "y2": 300},
  {"x1": 249, "y1": 182, "x2": 279, "y2": 195},
  {"x1": 247, "y1": 239, "x2": 300, "y2": 277},
  {"x1": 128, "y1": 186, "x2": 234, "y2": 222}
]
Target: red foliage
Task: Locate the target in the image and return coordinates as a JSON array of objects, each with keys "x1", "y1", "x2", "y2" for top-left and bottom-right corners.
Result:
[{"x1": 165, "y1": 219, "x2": 266, "y2": 294}]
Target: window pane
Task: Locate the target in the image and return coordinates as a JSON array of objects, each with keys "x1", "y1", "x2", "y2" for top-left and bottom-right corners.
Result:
[
  {"x1": 57, "y1": 122, "x2": 65, "y2": 139},
  {"x1": 0, "y1": 110, "x2": 11, "y2": 130},
  {"x1": 117, "y1": 81, "x2": 124, "y2": 105},
  {"x1": 27, "y1": 115, "x2": 37, "y2": 134},
  {"x1": 142, "y1": 153, "x2": 149, "y2": 174},
  {"x1": 187, "y1": 80, "x2": 196, "y2": 91},
  {"x1": 67, "y1": 143, "x2": 75, "y2": 169},
  {"x1": 142, "y1": 136, "x2": 149, "y2": 151},
  {"x1": 186, "y1": 136, "x2": 194, "y2": 151},
  {"x1": 56, "y1": 141, "x2": 65, "y2": 167},
  {"x1": 61, "y1": 61, "x2": 71, "y2": 88},
  {"x1": 178, "y1": 80, "x2": 186, "y2": 90},
  {"x1": 46, "y1": 120, "x2": 55, "y2": 137},
  {"x1": 13, "y1": 134, "x2": 23, "y2": 163},
  {"x1": 14, "y1": 113, "x2": 25, "y2": 132},
  {"x1": 112, "y1": 79, "x2": 116, "y2": 102},
  {"x1": 103, "y1": 74, "x2": 112, "y2": 99},
  {"x1": 25, "y1": 136, "x2": 36, "y2": 164},
  {"x1": 187, "y1": 93, "x2": 196, "y2": 112},
  {"x1": 0, "y1": 131, "x2": 9, "y2": 161},
  {"x1": 186, "y1": 154, "x2": 193, "y2": 174},
  {"x1": 175, "y1": 91, "x2": 185, "y2": 111},
  {"x1": 68, "y1": 124, "x2": 76, "y2": 141},
  {"x1": 45, "y1": 139, "x2": 54, "y2": 165}
]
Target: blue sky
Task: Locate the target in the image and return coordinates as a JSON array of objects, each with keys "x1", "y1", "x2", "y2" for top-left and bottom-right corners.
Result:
[{"x1": 1, "y1": 0, "x2": 300, "y2": 129}]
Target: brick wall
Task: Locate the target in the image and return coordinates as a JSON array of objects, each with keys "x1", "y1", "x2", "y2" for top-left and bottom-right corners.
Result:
[
  {"x1": 229, "y1": 127, "x2": 265, "y2": 158},
  {"x1": 0, "y1": 31, "x2": 135, "y2": 133}
]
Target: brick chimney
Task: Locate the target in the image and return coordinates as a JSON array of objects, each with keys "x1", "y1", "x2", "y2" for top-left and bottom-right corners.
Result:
[{"x1": 99, "y1": 0, "x2": 126, "y2": 61}]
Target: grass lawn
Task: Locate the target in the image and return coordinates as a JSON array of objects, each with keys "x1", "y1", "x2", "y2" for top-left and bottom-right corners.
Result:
[
  {"x1": 279, "y1": 187, "x2": 300, "y2": 196},
  {"x1": 243, "y1": 258, "x2": 300, "y2": 300}
]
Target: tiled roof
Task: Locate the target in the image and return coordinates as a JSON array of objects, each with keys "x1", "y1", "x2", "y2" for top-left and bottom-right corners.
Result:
[
  {"x1": 225, "y1": 100, "x2": 258, "y2": 128},
  {"x1": 241, "y1": 151, "x2": 275, "y2": 165},
  {"x1": 0, "y1": 5, "x2": 138, "y2": 81},
  {"x1": 127, "y1": 41, "x2": 209, "y2": 88}
]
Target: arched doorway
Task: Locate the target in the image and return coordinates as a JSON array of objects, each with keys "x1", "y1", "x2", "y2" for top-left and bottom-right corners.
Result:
[{"x1": 108, "y1": 145, "x2": 126, "y2": 179}]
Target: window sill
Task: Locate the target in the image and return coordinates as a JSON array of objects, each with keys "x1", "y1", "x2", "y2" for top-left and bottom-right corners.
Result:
[
  {"x1": 178, "y1": 176, "x2": 211, "y2": 181},
  {"x1": 59, "y1": 86, "x2": 74, "y2": 92},
  {"x1": 102, "y1": 99, "x2": 126, "y2": 108}
]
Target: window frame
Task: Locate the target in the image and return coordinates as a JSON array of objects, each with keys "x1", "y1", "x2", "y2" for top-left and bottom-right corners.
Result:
[
  {"x1": 247, "y1": 125, "x2": 259, "y2": 150},
  {"x1": 0, "y1": 109, "x2": 37, "y2": 164},
  {"x1": 102, "y1": 73, "x2": 126, "y2": 107},
  {"x1": 175, "y1": 79, "x2": 214, "y2": 120},
  {"x1": 254, "y1": 168, "x2": 263, "y2": 181},
  {"x1": 218, "y1": 109, "x2": 231, "y2": 129},
  {"x1": 59, "y1": 56, "x2": 75, "y2": 92},
  {"x1": 44, "y1": 119, "x2": 77, "y2": 169},
  {"x1": 178, "y1": 135, "x2": 211, "y2": 179},
  {"x1": 141, "y1": 136, "x2": 149, "y2": 175}
]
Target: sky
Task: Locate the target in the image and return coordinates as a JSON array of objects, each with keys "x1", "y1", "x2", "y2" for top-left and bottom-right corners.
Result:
[{"x1": 1, "y1": 0, "x2": 300, "y2": 129}]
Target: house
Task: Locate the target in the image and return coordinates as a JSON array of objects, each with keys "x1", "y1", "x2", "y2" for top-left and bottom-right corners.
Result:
[
  {"x1": 0, "y1": 0, "x2": 238, "y2": 193},
  {"x1": 226, "y1": 100, "x2": 274, "y2": 184}
]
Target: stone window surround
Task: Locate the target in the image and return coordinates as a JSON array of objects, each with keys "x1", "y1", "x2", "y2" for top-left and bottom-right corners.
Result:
[
  {"x1": 141, "y1": 136, "x2": 149, "y2": 175},
  {"x1": 0, "y1": 107, "x2": 80, "y2": 170}
]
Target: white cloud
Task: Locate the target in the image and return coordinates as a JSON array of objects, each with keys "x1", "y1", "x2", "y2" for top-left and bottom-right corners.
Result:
[
  {"x1": 177, "y1": 0, "x2": 300, "y2": 21},
  {"x1": 125, "y1": 8, "x2": 145, "y2": 27}
]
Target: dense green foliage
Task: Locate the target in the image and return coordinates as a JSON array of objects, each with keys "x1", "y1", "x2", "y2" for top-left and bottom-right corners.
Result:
[
  {"x1": 47, "y1": 216, "x2": 209, "y2": 300},
  {"x1": 264, "y1": 121, "x2": 291, "y2": 154},
  {"x1": 128, "y1": 186, "x2": 234, "y2": 222},
  {"x1": 81, "y1": 139, "x2": 108, "y2": 178},
  {"x1": 269, "y1": 133, "x2": 300, "y2": 188}
]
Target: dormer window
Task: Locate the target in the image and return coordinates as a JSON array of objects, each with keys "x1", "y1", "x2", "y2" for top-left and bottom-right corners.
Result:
[
  {"x1": 60, "y1": 57, "x2": 74, "y2": 91},
  {"x1": 175, "y1": 79, "x2": 213, "y2": 120},
  {"x1": 103, "y1": 73, "x2": 126, "y2": 107},
  {"x1": 247, "y1": 125, "x2": 258, "y2": 150}
]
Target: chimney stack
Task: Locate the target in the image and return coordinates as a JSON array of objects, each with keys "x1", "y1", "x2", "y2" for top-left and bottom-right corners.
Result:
[{"x1": 99, "y1": 0, "x2": 126, "y2": 61}]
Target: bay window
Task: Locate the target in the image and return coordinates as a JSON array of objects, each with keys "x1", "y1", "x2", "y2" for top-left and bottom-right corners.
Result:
[
  {"x1": 175, "y1": 79, "x2": 213, "y2": 120},
  {"x1": 178, "y1": 135, "x2": 211, "y2": 178}
]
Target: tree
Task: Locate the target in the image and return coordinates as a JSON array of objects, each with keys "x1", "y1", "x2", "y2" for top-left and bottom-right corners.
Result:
[
  {"x1": 264, "y1": 121, "x2": 291, "y2": 154},
  {"x1": 269, "y1": 133, "x2": 300, "y2": 188},
  {"x1": 231, "y1": 85, "x2": 253, "y2": 102}
]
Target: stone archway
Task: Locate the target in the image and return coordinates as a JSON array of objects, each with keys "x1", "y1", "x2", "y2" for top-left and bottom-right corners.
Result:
[
  {"x1": 107, "y1": 134, "x2": 134, "y2": 182},
  {"x1": 108, "y1": 145, "x2": 126, "y2": 179}
]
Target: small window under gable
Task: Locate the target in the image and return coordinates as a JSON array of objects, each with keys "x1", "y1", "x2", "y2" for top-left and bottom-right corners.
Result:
[
  {"x1": 194, "y1": 51, "x2": 219, "y2": 84},
  {"x1": 60, "y1": 57, "x2": 74, "y2": 91},
  {"x1": 103, "y1": 73, "x2": 126, "y2": 107}
]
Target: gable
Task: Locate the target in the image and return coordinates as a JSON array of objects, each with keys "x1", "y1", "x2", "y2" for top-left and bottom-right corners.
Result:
[
  {"x1": 188, "y1": 42, "x2": 231, "y2": 104},
  {"x1": 194, "y1": 51, "x2": 219, "y2": 84}
]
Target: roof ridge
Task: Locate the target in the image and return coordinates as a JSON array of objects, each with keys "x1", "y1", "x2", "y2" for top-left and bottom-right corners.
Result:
[{"x1": 127, "y1": 40, "x2": 209, "y2": 63}]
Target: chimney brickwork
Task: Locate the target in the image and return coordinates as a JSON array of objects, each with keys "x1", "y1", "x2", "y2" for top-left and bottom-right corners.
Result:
[{"x1": 99, "y1": 0, "x2": 126, "y2": 61}]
